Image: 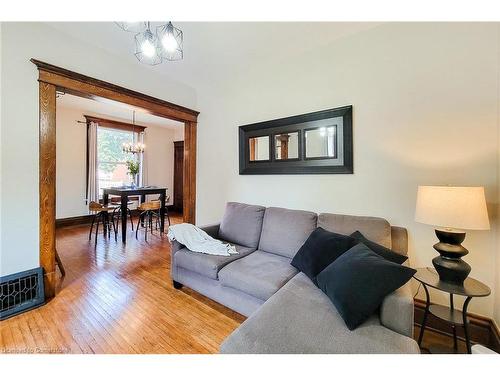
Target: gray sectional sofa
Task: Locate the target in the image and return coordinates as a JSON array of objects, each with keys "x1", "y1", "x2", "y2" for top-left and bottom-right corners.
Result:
[{"x1": 170, "y1": 202, "x2": 420, "y2": 354}]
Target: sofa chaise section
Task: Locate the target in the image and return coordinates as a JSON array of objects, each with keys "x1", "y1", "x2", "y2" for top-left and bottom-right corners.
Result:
[{"x1": 220, "y1": 272, "x2": 420, "y2": 354}]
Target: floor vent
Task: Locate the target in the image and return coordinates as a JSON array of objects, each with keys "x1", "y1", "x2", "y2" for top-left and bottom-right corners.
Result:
[{"x1": 0, "y1": 267, "x2": 45, "y2": 320}]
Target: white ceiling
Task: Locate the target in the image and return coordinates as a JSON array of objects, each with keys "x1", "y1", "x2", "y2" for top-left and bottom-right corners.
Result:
[
  {"x1": 46, "y1": 22, "x2": 381, "y2": 88},
  {"x1": 57, "y1": 93, "x2": 183, "y2": 129}
]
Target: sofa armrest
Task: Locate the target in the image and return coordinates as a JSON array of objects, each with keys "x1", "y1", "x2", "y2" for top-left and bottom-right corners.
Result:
[
  {"x1": 170, "y1": 223, "x2": 220, "y2": 282},
  {"x1": 380, "y1": 281, "x2": 414, "y2": 338},
  {"x1": 199, "y1": 223, "x2": 221, "y2": 239}
]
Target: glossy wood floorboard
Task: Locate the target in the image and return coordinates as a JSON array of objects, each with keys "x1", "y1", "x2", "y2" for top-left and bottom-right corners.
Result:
[{"x1": 0, "y1": 214, "x2": 245, "y2": 354}]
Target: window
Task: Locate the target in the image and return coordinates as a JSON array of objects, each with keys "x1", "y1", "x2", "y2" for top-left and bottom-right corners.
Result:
[{"x1": 97, "y1": 127, "x2": 142, "y2": 196}]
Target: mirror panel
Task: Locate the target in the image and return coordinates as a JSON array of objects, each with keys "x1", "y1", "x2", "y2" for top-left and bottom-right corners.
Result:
[
  {"x1": 305, "y1": 126, "x2": 336, "y2": 159},
  {"x1": 274, "y1": 132, "x2": 299, "y2": 160},
  {"x1": 249, "y1": 136, "x2": 270, "y2": 161},
  {"x1": 239, "y1": 105, "x2": 352, "y2": 174}
]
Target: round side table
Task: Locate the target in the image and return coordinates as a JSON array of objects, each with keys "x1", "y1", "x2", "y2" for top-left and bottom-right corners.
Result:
[{"x1": 413, "y1": 267, "x2": 490, "y2": 354}]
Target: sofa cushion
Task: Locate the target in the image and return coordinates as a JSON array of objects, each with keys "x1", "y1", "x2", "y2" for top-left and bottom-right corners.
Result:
[
  {"x1": 316, "y1": 243, "x2": 416, "y2": 330},
  {"x1": 291, "y1": 227, "x2": 359, "y2": 284},
  {"x1": 218, "y1": 250, "x2": 298, "y2": 301},
  {"x1": 220, "y1": 273, "x2": 420, "y2": 354},
  {"x1": 174, "y1": 244, "x2": 256, "y2": 280},
  {"x1": 258, "y1": 207, "x2": 317, "y2": 258},
  {"x1": 219, "y1": 202, "x2": 266, "y2": 248},
  {"x1": 350, "y1": 230, "x2": 407, "y2": 264},
  {"x1": 318, "y1": 213, "x2": 392, "y2": 249}
]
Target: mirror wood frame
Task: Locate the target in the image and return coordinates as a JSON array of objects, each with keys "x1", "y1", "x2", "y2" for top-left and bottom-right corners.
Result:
[
  {"x1": 239, "y1": 106, "x2": 353, "y2": 175},
  {"x1": 32, "y1": 59, "x2": 199, "y2": 298}
]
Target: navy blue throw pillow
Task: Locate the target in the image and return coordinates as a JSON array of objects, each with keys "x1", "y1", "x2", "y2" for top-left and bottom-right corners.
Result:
[
  {"x1": 350, "y1": 231, "x2": 408, "y2": 265},
  {"x1": 291, "y1": 227, "x2": 359, "y2": 284},
  {"x1": 316, "y1": 243, "x2": 416, "y2": 330}
]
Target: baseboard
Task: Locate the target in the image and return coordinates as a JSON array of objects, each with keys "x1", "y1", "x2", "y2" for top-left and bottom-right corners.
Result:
[
  {"x1": 56, "y1": 205, "x2": 175, "y2": 228},
  {"x1": 56, "y1": 215, "x2": 94, "y2": 228},
  {"x1": 414, "y1": 298, "x2": 500, "y2": 353}
]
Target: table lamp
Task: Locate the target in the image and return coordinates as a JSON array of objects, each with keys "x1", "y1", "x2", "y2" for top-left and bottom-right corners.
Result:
[{"x1": 415, "y1": 186, "x2": 490, "y2": 285}]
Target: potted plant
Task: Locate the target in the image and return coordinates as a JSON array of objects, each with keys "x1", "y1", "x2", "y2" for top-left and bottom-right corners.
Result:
[{"x1": 126, "y1": 160, "x2": 140, "y2": 187}]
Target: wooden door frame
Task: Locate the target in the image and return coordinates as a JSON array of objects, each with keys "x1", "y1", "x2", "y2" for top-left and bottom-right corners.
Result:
[{"x1": 32, "y1": 59, "x2": 199, "y2": 298}]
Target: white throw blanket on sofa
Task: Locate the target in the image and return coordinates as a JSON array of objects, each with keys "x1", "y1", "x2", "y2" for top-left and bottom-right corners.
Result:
[{"x1": 167, "y1": 223, "x2": 238, "y2": 256}]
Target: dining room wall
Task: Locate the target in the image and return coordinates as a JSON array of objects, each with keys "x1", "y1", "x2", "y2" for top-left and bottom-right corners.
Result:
[{"x1": 55, "y1": 106, "x2": 87, "y2": 219}]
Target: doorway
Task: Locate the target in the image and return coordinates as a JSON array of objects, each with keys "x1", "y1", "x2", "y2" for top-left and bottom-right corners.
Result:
[{"x1": 32, "y1": 59, "x2": 199, "y2": 298}]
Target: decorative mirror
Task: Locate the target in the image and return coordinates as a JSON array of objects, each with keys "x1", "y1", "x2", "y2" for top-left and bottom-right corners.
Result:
[
  {"x1": 248, "y1": 136, "x2": 270, "y2": 161},
  {"x1": 274, "y1": 132, "x2": 299, "y2": 160},
  {"x1": 239, "y1": 106, "x2": 352, "y2": 174}
]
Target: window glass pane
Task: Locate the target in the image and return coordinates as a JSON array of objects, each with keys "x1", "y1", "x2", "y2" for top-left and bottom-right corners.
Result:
[
  {"x1": 98, "y1": 163, "x2": 132, "y2": 196},
  {"x1": 97, "y1": 127, "x2": 141, "y2": 196},
  {"x1": 305, "y1": 126, "x2": 336, "y2": 158},
  {"x1": 97, "y1": 127, "x2": 135, "y2": 163},
  {"x1": 274, "y1": 132, "x2": 299, "y2": 160}
]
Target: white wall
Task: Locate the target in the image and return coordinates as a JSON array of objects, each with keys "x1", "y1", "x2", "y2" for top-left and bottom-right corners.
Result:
[
  {"x1": 55, "y1": 106, "x2": 87, "y2": 218},
  {"x1": 0, "y1": 22, "x2": 3, "y2": 271},
  {"x1": 0, "y1": 22, "x2": 196, "y2": 276},
  {"x1": 143, "y1": 124, "x2": 183, "y2": 203},
  {"x1": 195, "y1": 23, "x2": 499, "y2": 319}
]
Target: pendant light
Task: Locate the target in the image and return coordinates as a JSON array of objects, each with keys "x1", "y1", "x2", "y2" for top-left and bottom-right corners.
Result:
[
  {"x1": 116, "y1": 21, "x2": 184, "y2": 65},
  {"x1": 122, "y1": 111, "x2": 145, "y2": 154},
  {"x1": 134, "y1": 22, "x2": 162, "y2": 66}
]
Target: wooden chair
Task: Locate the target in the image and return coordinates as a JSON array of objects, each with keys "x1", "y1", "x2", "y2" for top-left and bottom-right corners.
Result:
[
  {"x1": 152, "y1": 195, "x2": 171, "y2": 226},
  {"x1": 88, "y1": 201, "x2": 119, "y2": 244},
  {"x1": 135, "y1": 200, "x2": 161, "y2": 241}
]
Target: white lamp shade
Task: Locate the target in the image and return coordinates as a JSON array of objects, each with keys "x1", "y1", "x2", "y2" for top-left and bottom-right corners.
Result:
[{"x1": 415, "y1": 186, "x2": 490, "y2": 230}]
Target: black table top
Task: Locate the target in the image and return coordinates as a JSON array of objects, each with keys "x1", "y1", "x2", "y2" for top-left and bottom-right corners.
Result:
[
  {"x1": 413, "y1": 268, "x2": 491, "y2": 297},
  {"x1": 103, "y1": 186, "x2": 167, "y2": 195}
]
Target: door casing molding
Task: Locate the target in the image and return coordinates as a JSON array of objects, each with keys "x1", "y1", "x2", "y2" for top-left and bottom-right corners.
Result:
[{"x1": 32, "y1": 59, "x2": 199, "y2": 298}]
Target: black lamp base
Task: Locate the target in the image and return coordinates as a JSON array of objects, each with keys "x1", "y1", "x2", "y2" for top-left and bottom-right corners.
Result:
[{"x1": 432, "y1": 229, "x2": 471, "y2": 285}]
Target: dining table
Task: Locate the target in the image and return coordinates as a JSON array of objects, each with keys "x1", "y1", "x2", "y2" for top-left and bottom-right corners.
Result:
[{"x1": 102, "y1": 186, "x2": 167, "y2": 243}]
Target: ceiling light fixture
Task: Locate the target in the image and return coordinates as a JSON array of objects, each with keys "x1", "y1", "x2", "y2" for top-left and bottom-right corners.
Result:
[
  {"x1": 116, "y1": 21, "x2": 184, "y2": 65},
  {"x1": 122, "y1": 111, "x2": 145, "y2": 154},
  {"x1": 156, "y1": 22, "x2": 183, "y2": 61},
  {"x1": 134, "y1": 22, "x2": 162, "y2": 66}
]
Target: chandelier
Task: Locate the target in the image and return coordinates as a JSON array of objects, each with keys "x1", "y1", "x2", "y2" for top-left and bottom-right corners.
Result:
[
  {"x1": 122, "y1": 111, "x2": 145, "y2": 154},
  {"x1": 115, "y1": 21, "x2": 183, "y2": 65}
]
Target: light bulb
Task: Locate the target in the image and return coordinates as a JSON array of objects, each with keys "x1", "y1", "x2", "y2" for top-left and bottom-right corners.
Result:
[
  {"x1": 162, "y1": 33, "x2": 178, "y2": 52},
  {"x1": 141, "y1": 39, "x2": 155, "y2": 57}
]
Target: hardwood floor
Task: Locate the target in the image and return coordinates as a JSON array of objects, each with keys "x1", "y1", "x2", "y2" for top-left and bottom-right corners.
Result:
[
  {"x1": 1, "y1": 214, "x2": 461, "y2": 354},
  {"x1": 0, "y1": 214, "x2": 244, "y2": 354}
]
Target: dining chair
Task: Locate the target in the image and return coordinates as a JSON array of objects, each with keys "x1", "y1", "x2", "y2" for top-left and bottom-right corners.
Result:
[
  {"x1": 135, "y1": 200, "x2": 161, "y2": 241},
  {"x1": 88, "y1": 201, "x2": 119, "y2": 244},
  {"x1": 151, "y1": 195, "x2": 171, "y2": 226},
  {"x1": 112, "y1": 200, "x2": 135, "y2": 231}
]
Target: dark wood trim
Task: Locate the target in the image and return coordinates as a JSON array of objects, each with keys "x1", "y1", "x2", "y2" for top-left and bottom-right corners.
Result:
[
  {"x1": 56, "y1": 215, "x2": 94, "y2": 228},
  {"x1": 84, "y1": 115, "x2": 146, "y2": 133},
  {"x1": 183, "y1": 122, "x2": 197, "y2": 224},
  {"x1": 31, "y1": 59, "x2": 199, "y2": 122},
  {"x1": 39, "y1": 82, "x2": 57, "y2": 299},
  {"x1": 33, "y1": 59, "x2": 198, "y2": 297},
  {"x1": 414, "y1": 298, "x2": 500, "y2": 353}
]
